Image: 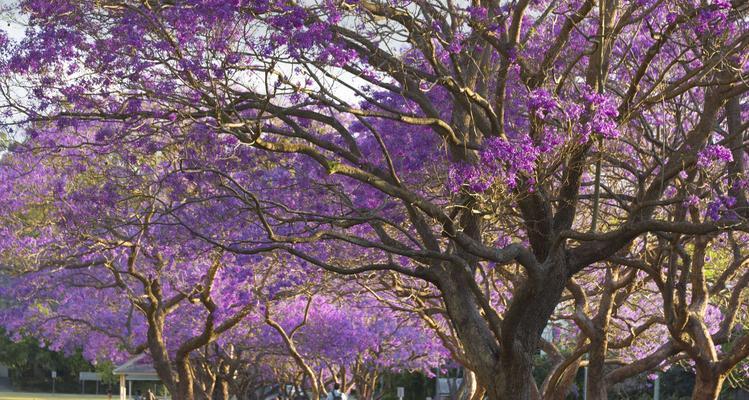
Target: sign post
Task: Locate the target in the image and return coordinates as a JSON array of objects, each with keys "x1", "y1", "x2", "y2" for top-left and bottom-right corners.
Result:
[
  {"x1": 582, "y1": 366, "x2": 588, "y2": 400},
  {"x1": 51, "y1": 371, "x2": 57, "y2": 393},
  {"x1": 397, "y1": 386, "x2": 405, "y2": 400}
]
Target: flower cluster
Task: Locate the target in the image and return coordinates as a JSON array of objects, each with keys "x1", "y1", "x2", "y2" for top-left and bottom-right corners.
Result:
[
  {"x1": 467, "y1": 6, "x2": 489, "y2": 21},
  {"x1": 526, "y1": 87, "x2": 620, "y2": 143},
  {"x1": 697, "y1": 144, "x2": 733, "y2": 168},
  {"x1": 448, "y1": 136, "x2": 538, "y2": 193},
  {"x1": 694, "y1": 0, "x2": 733, "y2": 35},
  {"x1": 528, "y1": 88, "x2": 558, "y2": 118},
  {"x1": 706, "y1": 195, "x2": 737, "y2": 221},
  {"x1": 580, "y1": 90, "x2": 620, "y2": 139}
]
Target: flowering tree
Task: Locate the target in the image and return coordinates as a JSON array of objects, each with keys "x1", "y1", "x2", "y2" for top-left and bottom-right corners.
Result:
[
  {"x1": 0, "y1": 122, "x2": 443, "y2": 400},
  {"x1": 0, "y1": 123, "x2": 289, "y2": 400},
  {"x1": 1, "y1": 0, "x2": 748, "y2": 399},
  {"x1": 545, "y1": 267, "x2": 677, "y2": 400},
  {"x1": 618, "y1": 231, "x2": 749, "y2": 399},
  {"x1": 262, "y1": 294, "x2": 445, "y2": 400}
]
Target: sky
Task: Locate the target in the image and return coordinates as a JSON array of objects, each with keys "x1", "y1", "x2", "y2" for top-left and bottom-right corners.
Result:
[
  {"x1": 1, "y1": 0, "x2": 25, "y2": 41},
  {"x1": 0, "y1": 1, "x2": 25, "y2": 151}
]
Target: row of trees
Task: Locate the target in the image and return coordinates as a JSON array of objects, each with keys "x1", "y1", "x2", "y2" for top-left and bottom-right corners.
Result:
[
  {"x1": 0, "y1": 0, "x2": 747, "y2": 399},
  {"x1": 0, "y1": 116, "x2": 447, "y2": 399}
]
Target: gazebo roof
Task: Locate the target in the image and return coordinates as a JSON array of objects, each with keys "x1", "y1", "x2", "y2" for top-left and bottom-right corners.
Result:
[{"x1": 113, "y1": 354, "x2": 159, "y2": 378}]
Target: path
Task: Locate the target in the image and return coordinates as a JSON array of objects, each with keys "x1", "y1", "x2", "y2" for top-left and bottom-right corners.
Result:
[{"x1": 0, "y1": 391, "x2": 109, "y2": 400}]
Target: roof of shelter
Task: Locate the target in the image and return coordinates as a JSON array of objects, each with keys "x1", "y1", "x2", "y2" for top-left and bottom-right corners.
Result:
[{"x1": 113, "y1": 354, "x2": 158, "y2": 377}]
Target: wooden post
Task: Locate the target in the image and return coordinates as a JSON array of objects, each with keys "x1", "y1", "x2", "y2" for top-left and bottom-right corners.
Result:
[{"x1": 120, "y1": 374, "x2": 126, "y2": 400}]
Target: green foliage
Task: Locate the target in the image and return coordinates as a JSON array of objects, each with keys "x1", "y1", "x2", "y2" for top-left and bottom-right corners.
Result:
[
  {"x1": 377, "y1": 371, "x2": 433, "y2": 400},
  {"x1": 703, "y1": 246, "x2": 732, "y2": 281},
  {"x1": 93, "y1": 361, "x2": 117, "y2": 387},
  {"x1": 659, "y1": 367, "x2": 695, "y2": 399},
  {"x1": 0, "y1": 328, "x2": 94, "y2": 393},
  {"x1": 0, "y1": 329, "x2": 37, "y2": 372},
  {"x1": 532, "y1": 353, "x2": 554, "y2": 387}
]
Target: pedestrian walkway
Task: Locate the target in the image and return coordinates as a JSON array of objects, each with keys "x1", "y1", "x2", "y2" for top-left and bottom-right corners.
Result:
[{"x1": 0, "y1": 391, "x2": 109, "y2": 400}]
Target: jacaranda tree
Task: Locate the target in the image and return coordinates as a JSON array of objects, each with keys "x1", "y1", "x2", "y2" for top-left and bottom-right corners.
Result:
[
  {"x1": 0, "y1": 121, "x2": 293, "y2": 399},
  {"x1": 261, "y1": 294, "x2": 446, "y2": 400},
  {"x1": 0, "y1": 0, "x2": 748, "y2": 399},
  {"x1": 0, "y1": 120, "x2": 445, "y2": 400}
]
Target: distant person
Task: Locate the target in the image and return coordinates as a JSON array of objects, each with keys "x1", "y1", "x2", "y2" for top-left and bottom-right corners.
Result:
[
  {"x1": 146, "y1": 388, "x2": 157, "y2": 400},
  {"x1": 135, "y1": 389, "x2": 143, "y2": 400},
  {"x1": 326, "y1": 383, "x2": 345, "y2": 400},
  {"x1": 106, "y1": 389, "x2": 112, "y2": 400}
]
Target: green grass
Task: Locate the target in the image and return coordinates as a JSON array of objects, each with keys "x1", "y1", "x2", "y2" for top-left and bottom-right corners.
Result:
[{"x1": 0, "y1": 391, "x2": 111, "y2": 400}]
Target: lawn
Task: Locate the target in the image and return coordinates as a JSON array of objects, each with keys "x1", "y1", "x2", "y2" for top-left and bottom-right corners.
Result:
[{"x1": 0, "y1": 392, "x2": 110, "y2": 400}]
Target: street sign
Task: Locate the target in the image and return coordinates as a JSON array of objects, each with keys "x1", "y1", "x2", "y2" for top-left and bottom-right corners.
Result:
[
  {"x1": 397, "y1": 387, "x2": 404, "y2": 400},
  {"x1": 51, "y1": 371, "x2": 57, "y2": 378},
  {"x1": 79, "y1": 372, "x2": 102, "y2": 381}
]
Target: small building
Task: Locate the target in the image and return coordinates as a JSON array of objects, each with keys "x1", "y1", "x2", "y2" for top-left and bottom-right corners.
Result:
[
  {"x1": 434, "y1": 377, "x2": 463, "y2": 400},
  {"x1": 0, "y1": 363, "x2": 10, "y2": 391},
  {"x1": 113, "y1": 355, "x2": 165, "y2": 400},
  {"x1": 79, "y1": 371, "x2": 103, "y2": 394}
]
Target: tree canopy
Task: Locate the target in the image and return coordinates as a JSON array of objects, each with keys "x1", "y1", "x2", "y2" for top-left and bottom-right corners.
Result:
[{"x1": 0, "y1": 1, "x2": 748, "y2": 399}]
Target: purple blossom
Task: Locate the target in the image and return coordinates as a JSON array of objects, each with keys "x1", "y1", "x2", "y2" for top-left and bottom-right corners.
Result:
[
  {"x1": 581, "y1": 89, "x2": 620, "y2": 139},
  {"x1": 447, "y1": 39, "x2": 463, "y2": 54},
  {"x1": 528, "y1": 88, "x2": 557, "y2": 118},
  {"x1": 467, "y1": 6, "x2": 488, "y2": 21},
  {"x1": 684, "y1": 194, "x2": 700, "y2": 208},
  {"x1": 705, "y1": 196, "x2": 737, "y2": 221},
  {"x1": 448, "y1": 136, "x2": 538, "y2": 193},
  {"x1": 714, "y1": 0, "x2": 731, "y2": 9},
  {"x1": 697, "y1": 145, "x2": 733, "y2": 168},
  {"x1": 695, "y1": 8, "x2": 729, "y2": 35}
]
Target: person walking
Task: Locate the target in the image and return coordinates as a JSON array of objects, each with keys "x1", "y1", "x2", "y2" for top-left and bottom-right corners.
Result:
[{"x1": 326, "y1": 383, "x2": 346, "y2": 400}]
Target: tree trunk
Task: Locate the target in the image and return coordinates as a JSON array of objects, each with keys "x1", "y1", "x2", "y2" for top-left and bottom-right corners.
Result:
[
  {"x1": 471, "y1": 386, "x2": 486, "y2": 400},
  {"x1": 585, "y1": 373, "x2": 607, "y2": 400},
  {"x1": 456, "y1": 369, "x2": 478, "y2": 400},
  {"x1": 176, "y1": 355, "x2": 196, "y2": 400},
  {"x1": 496, "y1": 263, "x2": 568, "y2": 400},
  {"x1": 541, "y1": 359, "x2": 582, "y2": 400},
  {"x1": 490, "y1": 350, "x2": 534, "y2": 400},
  {"x1": 358, "y1": 372, "x2": 379, "y2": 400},
  {"x1": 586, "y1": 268, "x2": 620, "y2": 400},
  {"x1": 214, "y1": 376, "x2": 230, "y2": 400},
  {"x1": 146, "y1": 313, "x2": 179, "y2": 396},
  {"x1": 586, "y1": 337, "x2": 609, "y2": 400},
  {"x1": 439, "y1": 259, "x2": 567, "y2": 400},
  {"x1": 691, "y1": 370, "x2": 724, "y2": 400}
]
